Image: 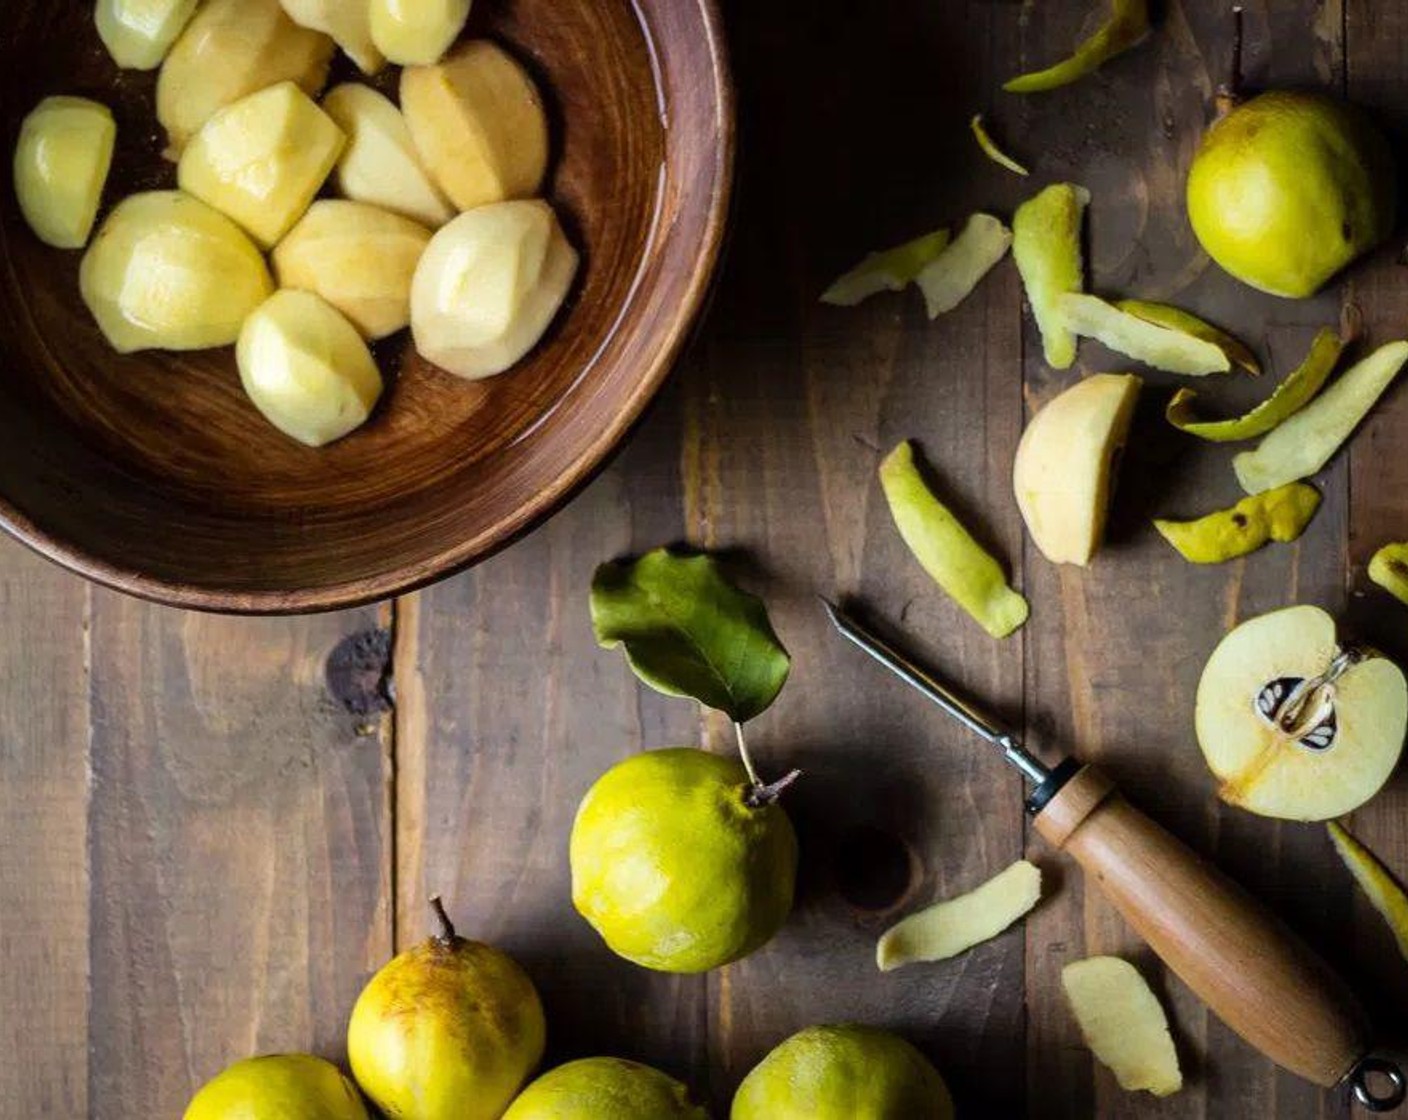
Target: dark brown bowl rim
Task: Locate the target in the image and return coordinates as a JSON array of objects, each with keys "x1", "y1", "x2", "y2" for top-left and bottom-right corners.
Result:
[{"x1": 0, "y1": 0, "x2": 736, "y2": 615}]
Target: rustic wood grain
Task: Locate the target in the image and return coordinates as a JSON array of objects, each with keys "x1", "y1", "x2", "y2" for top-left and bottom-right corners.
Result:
[
  {"x1": 1344, "y1": 1, "x2": 1408, "y2": 1101},
  {"x1": 0, "y1": 538, "x2": 89, "y2": 1117},
  {"x1": 7, "y1": 1, "x2": 1408, "y2": 1117},
  {"x1": 1012, "y1": 3, "x2": 1364, "y2": 1119},
  {"x1": 84, "y1": 597, "x2": 393, "y2": 1116}
]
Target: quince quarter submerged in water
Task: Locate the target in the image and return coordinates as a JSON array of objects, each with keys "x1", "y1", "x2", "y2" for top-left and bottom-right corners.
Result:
[
  {"x1": 731, "y1": 1024, "x2": 954, "y2": 1120},
  {"x1": 347, "y1": 900, "x2": 546, "y2": 1120},
  {"x1": 1187, "y1": 91, "x2": 1396, "y2": 299},
  {"x1": 570, "y1": 748, "x2": 797, "y2": 973},
  {"x1": 503, "y1": 1058, "x2": 709, "y2": 1120}
]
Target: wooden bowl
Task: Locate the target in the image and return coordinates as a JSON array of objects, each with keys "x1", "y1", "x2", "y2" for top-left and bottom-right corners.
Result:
[{"x1": 0, "y1": 1, "x2": 732, "y2": 612}]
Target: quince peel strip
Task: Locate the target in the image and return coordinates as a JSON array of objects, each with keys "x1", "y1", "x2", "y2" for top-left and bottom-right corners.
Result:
[
  {"x1": 1167, "y1": 328, "x2": 1343, "y2": 443},
  {"x1": 1005, "y1": 0, "x2": 1152, "y2": 94}
]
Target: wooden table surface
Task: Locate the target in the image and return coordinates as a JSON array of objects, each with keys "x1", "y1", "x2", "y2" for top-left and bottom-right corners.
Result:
[{"x1": 5, "y1": 1, "x2": 1408, "y2": 1117}]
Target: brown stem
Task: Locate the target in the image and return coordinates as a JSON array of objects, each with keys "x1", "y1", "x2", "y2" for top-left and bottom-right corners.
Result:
[
  {"x1": 1215, "y1": 6, "x2": 1245, "y2": 119},
  {"x1": 744, "y1": 769, "x2": 802, "y2": 808},
  {"x1": 429, "y1": 895, "x2": 457, "y2": 945}
]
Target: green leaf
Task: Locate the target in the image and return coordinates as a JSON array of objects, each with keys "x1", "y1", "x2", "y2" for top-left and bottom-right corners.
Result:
[{"x1": 591, "y1": 549, "x2": 790, "y2": 721}]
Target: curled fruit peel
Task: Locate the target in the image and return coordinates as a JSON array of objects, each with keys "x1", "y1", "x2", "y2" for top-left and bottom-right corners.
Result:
[
  {"x1": 877, "y1": 860, "x2": 1041, "y2": 970},
  {"x1": 1328, "y1": 821, "x2": 1408, "y2": 963},
  {"x1": 1013, "y1": 183, "x2": 1089, "y2": 370},
  {"x1": 880, "y1": 441, "x2": 1028, "y2": 639},
  {"x1": 1369, "y1": 543, "x2": 1408, "y2": 606},
  {"x1": 1167, "y1": 329, "x2": 1343, "y2": 443},
  {"x1": 915, "y1": 213, "x2": 1012, "y2": 320},
  {"x1": 1118, "y1": 300, "x2": 1260, "y2": 375},
  {"x1": 1062, "y1": 956, "x2": 1182, "y2": 1097},
  {"x1": 1234, "y1": 339, "x2": 1408, "y2": 494},
  {"x1": 970, "y1": 115, "x2": 1030, "y2": 176},
  {"x1": 1005, "y1": 0, "x2": 1152, "y2": 94},
  {"x1": 821, "y1": 229, "x2": 950, "y2": 307},
  {"x1": 1060, "y1": 293, "x2": 1231, "y2": 376},
  {"x1": 1154, "y1": 482, "x2": 1321, "y2": 565}
]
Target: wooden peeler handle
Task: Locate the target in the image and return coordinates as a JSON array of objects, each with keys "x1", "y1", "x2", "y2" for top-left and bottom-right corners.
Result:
[{"x1": 1032, "y1": 764, "x2": 1399, "y2": 1103}]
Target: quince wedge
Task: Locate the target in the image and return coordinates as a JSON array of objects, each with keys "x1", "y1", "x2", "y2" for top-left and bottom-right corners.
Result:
[
  {"x1": 412, "y1": 200, "x2": 579, "y2": 380},
  {"x1": 157, "y1": 0, "x2": 335, "y2": 158},
  {"x1": 237, "y1": 290, "x2": 383, "y2": 447},
  {"x1": 13, "y1": 96, "x2": 116, "y2": 250},
  {"x1": 179, "y1": 81, "x2": 345, "y2": 250},
  {"x1": 96, "y1": 0, "x2": 199, "y2": 71},
  {"x1": 274, "y1": 200, "x2": 432, "y2": 341},
  {"x1": 401, "y1": 41, "x2": 549, "y2": 212},
  {"x1": 80, "y1": 190, "x2": 273, "y2": 353},
  {"x1": 370, "y1": 0, "x2": 472, "y2": 67},
  {"x1": 1013, "y1": 373, "x2": 1141, "y2": 566},
  {"x1": 279, "y1": 0, "x2": 383, "y2": 74},
  {"x1": 322, "y1": 83, "x2": 454, "y2": 230}
]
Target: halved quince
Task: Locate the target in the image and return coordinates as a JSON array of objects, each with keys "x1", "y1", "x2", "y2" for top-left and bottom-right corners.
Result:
[
  {"x1": 1013, "y1": 373, "x2": 1141, "y2": 566},
  {"x1": 1195, "y1": 605, "x2": 1406, "y2": 821}
]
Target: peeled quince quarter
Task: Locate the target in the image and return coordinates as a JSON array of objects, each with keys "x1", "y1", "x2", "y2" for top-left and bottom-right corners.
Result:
[{"x1": 1195, "y1": 605, "x2": 1407, "y2": 821}]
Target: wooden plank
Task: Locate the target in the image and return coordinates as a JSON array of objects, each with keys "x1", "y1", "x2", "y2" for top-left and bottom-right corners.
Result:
[
  {"x1": 394, "y1": 438, "x2": 712, "y2": 1093},
  {"x1": 1343, "y1": 1, "x2": 1408, "y2": 1101},
  {"x1": 681, "y1": 2, "x2": 1029, "y2": 1112},
  {"x1": 1012, "y1": 3, "x2": 1355, "y2": 1118},
  {"x1": 85, "y1": 596, "x2": 392, "y2": 1117},
  {"x1": 0, "y1": 541, "x2": 89, "y2": 1116}
]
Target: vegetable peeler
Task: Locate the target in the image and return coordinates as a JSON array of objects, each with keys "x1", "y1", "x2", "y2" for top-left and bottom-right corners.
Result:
[{"x1": 822, "y1": 599, "x2": 1406, "y2": 1112}]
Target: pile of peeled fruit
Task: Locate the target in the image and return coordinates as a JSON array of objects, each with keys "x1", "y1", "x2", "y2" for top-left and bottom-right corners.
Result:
[{"x1": 14, "y1": 0, "x2": 578, "y2": 447}]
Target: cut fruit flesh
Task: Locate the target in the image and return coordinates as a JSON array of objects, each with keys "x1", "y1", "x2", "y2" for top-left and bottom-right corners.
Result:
[
  {"x1": 1369, "y1": 543, "x2": 1408, "y2": 606},
  {"x1": 237, "y1": 289, "x2": 383, "y2": 447},
  {"x1": 879, "y1": 441, "x2": 1028, "y2": 639},
  {"x1": 1327, "y1": 821, "x2": 1408, "y2": 963},
  {"x1": 96, "y1": 0, "x2": 199, "y2": 70},
  {"x1": 821, "y1": 229, "x2": 950, "y2": 307},
  {"x1": 1154, "y1": 482, "x2": 1321, "y2": 565},
  {"x1": 915, "y1": 213, "x2": 1012, "y2": 319},
  {"x1": 279, "y1": 0, "x2": 384, "y2": 74},
  {"x1": 401, "y1": 40, "x2": 549, "y2": 212},
  {"x1": 1195, "y1": 605, "x2": 1407, "y2": 821},
  {"x1": 970, "y1": 115, "x2": 1029, "y2": 176},
  {"x1": 1234, "y1": 340, "x2": 1408, "y2": 495},
  {"x1": 1060, "y1": 293, "x2": 1231, "y2": 376},
  {"x1": 80, "y1": 190, "x2": 274, "y2": 353},
  {"x1": 13, "y1": 96, "x2": 116, "y2": 250},
  {"x1": 1012, "y1": 183, "x2": 1089, "y2": 369},
  {"x1": 1167, "y1": 328, "x2": 1344, "y2": 443},
  {"x1": 370, "y1": 0, "x2": 472, "y2": 67},
  {"x1": 177, "y1": 81, "x2": 345, "y2": 250},
  {"x1": 273, "y1": 200, "x2": 432, "y2": 340},
  {"x1": 322, "y1": 83, "x2": 454, "y2": 230},
  {"x1": 411, "y1": 200, "x2": 579, "y2": 380},
  {"x1": 1013, "y1": 373, "x2": 1141, "y2": 566},
  {"x1": 156, "y1": 0, "x2": 335, "y2": 158},
  {"x1": 877, "y1": 861, "x2": 1040, "y2": 970},
  {"x1": 1061, "y1": 956, "x2": 1182, "y2": 1097},
  {"x1": 1117, "y1": 300, "x2": 1260, "y2": 375},
  {"x1": 1005, "y1": 0, "x2": 1152, "y2": 93}
]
